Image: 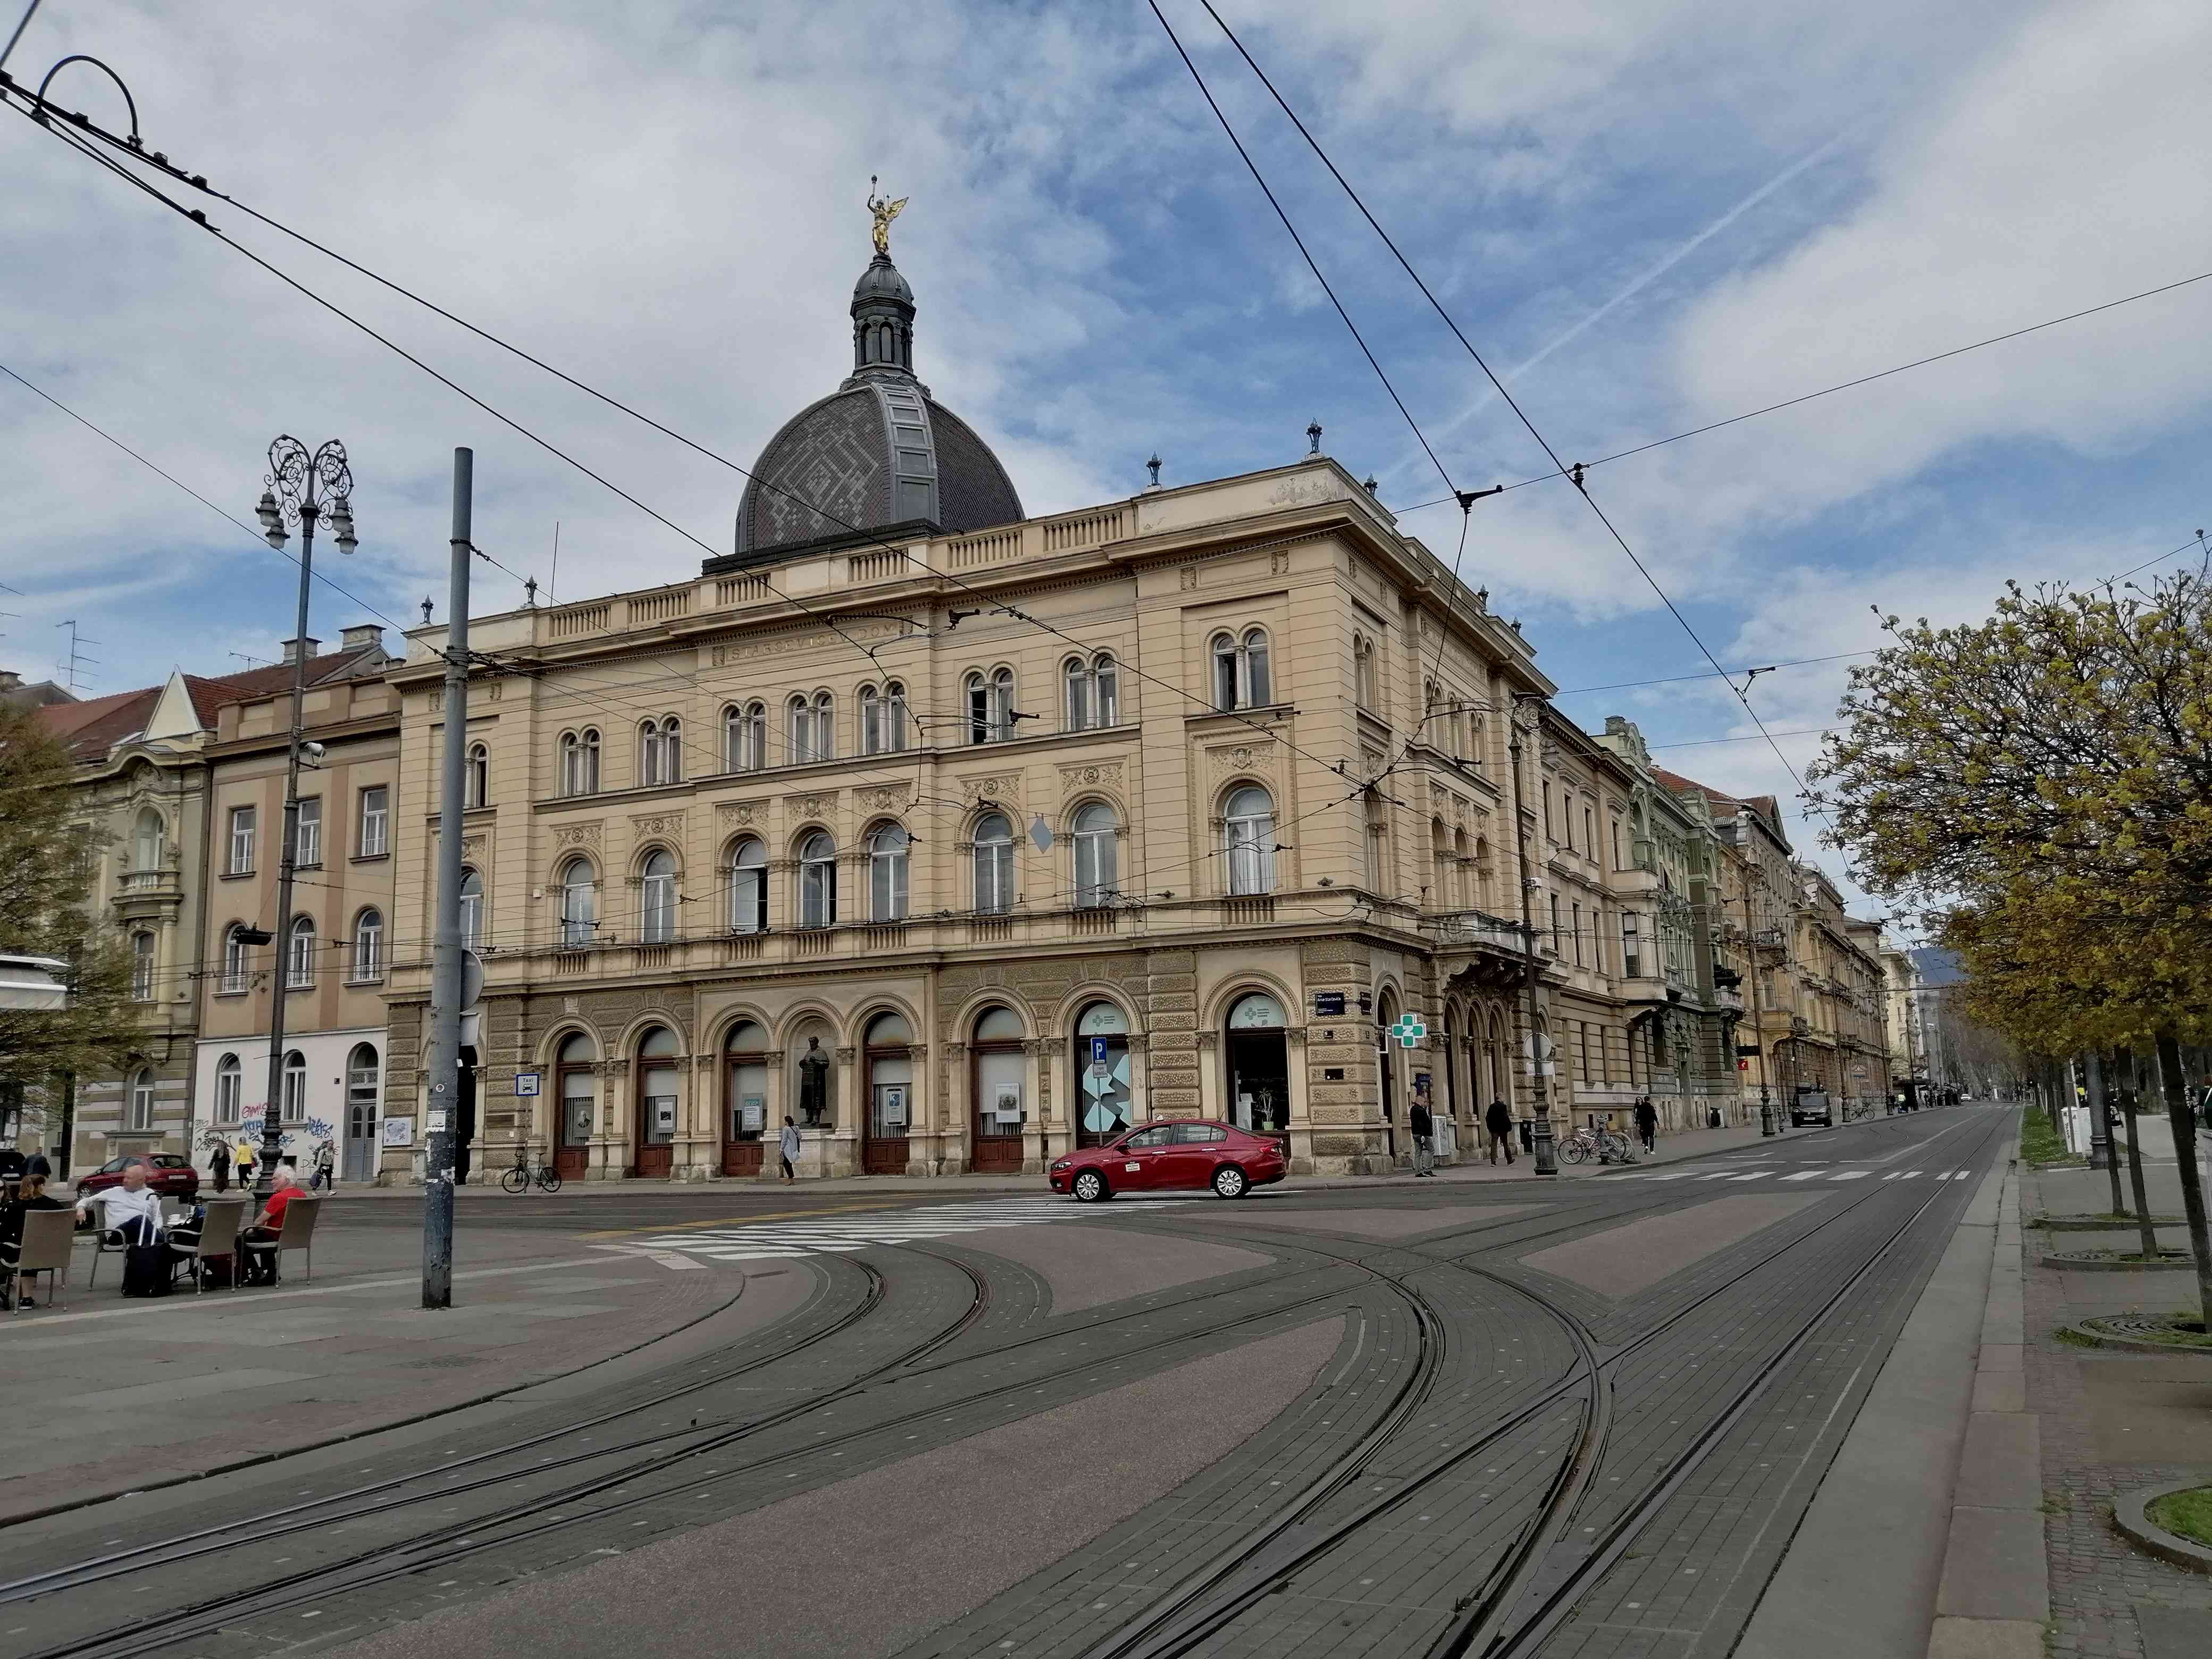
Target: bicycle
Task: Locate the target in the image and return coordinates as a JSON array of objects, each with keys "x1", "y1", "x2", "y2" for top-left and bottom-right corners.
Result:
[
  {"x1": 501, "y1": 1147, "x2": 563, "y2": 1194},
  {"x1": 1559, "y1": 1125, "x2": 1638, "y2": 1165}
]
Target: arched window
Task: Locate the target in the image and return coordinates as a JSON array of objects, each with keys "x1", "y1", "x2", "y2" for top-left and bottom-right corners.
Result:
[
  {"x1": 214, "y1": 1053, "x2": 243, "y2": 1125},
  {"x1": 799, "y1": 832, "x2": 836, "y2": 928},
  {"x1": 1063, "y1": 658, "x2": 1090, "y2": 732},
  {"x1": 1355, "y1": 635, "x2": 1379, "y2": 711},
  {"x1": 1072, "y1": 802, "x2": 1118, "y2": 908},
  {"x1": 640, "y1": 851, "x2": 677, "y2": 945},
  {"x1": 1073, "y1": 1000, "x2": 1133, "y2": 1144},
  {"x1": 1212, "y1": 630, "x2": 1271, "y2": 710},
  {"x1": 859, "y1": 684, "x2": 883, "y2": 755},
  {"x1": 640, "y1": 718, "x2": 682, "y2": 787},
  {"x1": 814, "y1": 692, "x2": 835, "y2": 760},
  {"x1": 128, "y1": 1067, "x2": 155, "y2": 1132},
  {"x1": 130, "y1": 932, "x2": 155, "y2": 1002},
  {"x1": 1364, "y1": 792, "x2": 1388, "y2": 892},
  {"x1": 560, "y1": 728, "x2": 601, "y2": 797},
  {"x1": 869, "y1": 824, "x2": 910, "y2": 921},
  {"x1": 458, "y1": 868, "x2": 484, "y2": 951},
  {"x1": 972, "y1": 812, "x2": 1013, "y2": 915},
  {"x1": 1225, "y1": 785, "x2": 1276, "y2": 895},
  {"x1": 967, "y1": 669, "x2": 1013, "y2": 743},
  {"x1": 558, "y1": 858, "x2": 596, "y2": 946},
  {"x1": 347, "y1": 1043, "x2": 380, "y2": 1151},
  {"x1": 558, "y1": 1032, "x2": 597, "y2": 1159},
  {"x1": 351, "y1": 908, "x2": 384, "y2": 981},
  {"x1": 725, "y1": 701, "x2": 766, "y2": 771},
  {"x1": 132, "y1": 807, "x2": 165, "y2": 872},
  {"x1": 1063, "y1": 653, "x2": 1119, "y2": 731},
  {"x1": 637, "y1": 1026, "x2": 680, "y2": 1160},
  {"x1": 787, "y1": 694, "x2": 815, "y2": 763},
  {"x1": 1095, "y1": 653, "x2": 1118, "y2": 726},
  {"x1": 287, "y1": 916, "x2": 316, "y2": 988},
  {"x1": 728, "y1": 838, "x2": 767, "y2": 934},
  {"x1": 465, "y1": 743, "x2": 489, "y2": 809},
  {"x1": 882, "y1": 681, "x2": 907, "y2": 752},
  {"x1": 222, "y1": 924, "x2": 250, "y2": 994},
  {"x1": 281, "y1": 1049, "x2": 308, "y2": 1123}
]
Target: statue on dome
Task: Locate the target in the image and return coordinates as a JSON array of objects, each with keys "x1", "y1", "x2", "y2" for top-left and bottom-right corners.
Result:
[{"x1": 866, "y1": 175, "x2": 908, "y2": 258}]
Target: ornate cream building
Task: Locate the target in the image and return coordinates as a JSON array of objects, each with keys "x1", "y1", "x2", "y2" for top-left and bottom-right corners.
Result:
[{"x1": 381, "y1": 234, "x2": 1598, "y2": 1181}]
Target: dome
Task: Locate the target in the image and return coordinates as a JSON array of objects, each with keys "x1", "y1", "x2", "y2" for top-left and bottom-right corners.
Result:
[{"x1": 711, "y1": 246, "x2": 1023, "y2": 571}]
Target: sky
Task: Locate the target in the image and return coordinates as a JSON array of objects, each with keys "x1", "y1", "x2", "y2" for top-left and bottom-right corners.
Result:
[{"x1": 5, "y1": 0, "x2": 2210, "y2": 923}]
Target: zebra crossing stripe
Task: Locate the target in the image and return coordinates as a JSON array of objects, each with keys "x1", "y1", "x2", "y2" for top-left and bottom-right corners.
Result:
[
  {"x1": 1780, "y1": 1171, "x2": 1823, "y2": 1182},
  {"x1": 1830, "y1": 1170, "x2": 1869, "y2": 1180}
]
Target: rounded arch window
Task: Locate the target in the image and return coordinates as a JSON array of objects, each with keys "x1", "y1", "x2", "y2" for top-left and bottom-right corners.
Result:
[
  {"x1": 724, "y1": 1020, "x2": 768, "y2": 1054},
  {"x1": 128, "y1": 1066, "x2": 155, "y2": 1131},
  {"x1": 1077, "y1": 1001, "x2": 1128, "y2": 1036},
  {"x1": 1074, "y1": 999, "x2": 1133, "y2": 1146},
  {"x1": 869, "y1": 824, "x2": 910, "y2": 921},
  {"x1": 798, "y1": 832, "x2": 836, "y2": 928},
  {"x1": 287, "y1": 916, "x2": 317, "y2": 988},
  {"x1": 130, "y1": 931, "x2": 156, "y2": 1002},
  {"x1": 132, "y1": 806, "x2": 165, "y2": 871},
  {"x1": 1071, "y1": 802, "x2": 1118, "y2": 908},
  {"x1": 973, "y1": 1005, "x2": 1024, "y2": 1043},
  {"x1": 728, "y1": 837, "x2": 767, "y2": 934},
  {"x1": 640, "y1": 850, "x2": 677, "y2": 944},
  {"x1": 558, "y1": 1031, "x2": 597, "y2": 1157},
  {"x1": 1224, "y1": 786, "x2": 1277, "y2": 895},
  {"x1": 636, "y1": 1026, "x2": 679, "y2": 1150},
  {"x1": 352, "y1": 908, "x2": 384, "y2": 980},
  {"x1": 973, "y1": 811, "x2": 1013, "y2": 915},
  {"x1": 558, "y1": 857, "x2": 597, "y2": 945},
  {"x1": 281, "y1": 1049, "x2": 308, "y2": 1122},
  {"x1": 864, "y1": 1010, "x2": 913, "y2": 1047},
  {"x1": 215, "y1": 1053, "x2": 244, "y2": 1125},
  {"x1": 465, "y1": 742, "x2": 489, "y2": 809},
  {"x1": 866, "y1": 1011, "x2": 913, "y2": 1142},
  {"x1": 457, "y1": 868, "x2": 484, "y2": 951},
  {"x1": 813, "y1": 691, "x2": 835, "y2": 760},
  {"x1": 222, "y1": 924, "x2": 250, "y2": 994}
]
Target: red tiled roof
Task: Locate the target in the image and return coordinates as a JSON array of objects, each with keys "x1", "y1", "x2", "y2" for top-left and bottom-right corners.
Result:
[
  {"x1": 1653, "y1": 767, "x2": 1784, "y2": 829},
  {"x1": 31, "y1": 648, "x2": 380, "y2": 764}
]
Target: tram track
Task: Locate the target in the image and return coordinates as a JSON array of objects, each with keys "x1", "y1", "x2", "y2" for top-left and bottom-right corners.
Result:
[{"x1": 1062, "y1": 1107, "x2": 2004, "y2": 1659}]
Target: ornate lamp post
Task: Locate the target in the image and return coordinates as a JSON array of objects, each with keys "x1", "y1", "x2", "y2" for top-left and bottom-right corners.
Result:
[
  {"x1": 1506, "y1": 695, "x2": 1557, "y2": 1176},
  {"x1": 249, "y1": 437, "x2": 357, "y2": 1203}
]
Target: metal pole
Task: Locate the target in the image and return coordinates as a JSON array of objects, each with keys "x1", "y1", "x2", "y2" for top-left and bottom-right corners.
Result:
[
  {"x1": 1507, "y1": 716, "x2": 1555, "y2": 1176},
  {"x1": 423, "y1": 448, "x2": 472, "y2": 1309},
  {"x1": 256, "y1": 507, "x2": 316, "y2": 1206},
  {"x1": 1746, "y1": 887, "x2": 1775, "y2": 1136}
]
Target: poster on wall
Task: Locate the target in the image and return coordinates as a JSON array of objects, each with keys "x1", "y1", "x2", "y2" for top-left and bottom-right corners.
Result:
[
  {"x1": 993, "y1": 1084, "x2": 1023, "y2": 1124},
  {"x1": 652, "y1": 1097, "x2": 677, "y2": 1135},
  {"x1": 740, "y1": 1094, "x2": 766, "y2": 1133},
  {"x1": 878, "y1": 1085, "x2": 908, "y2": 1127},
  {"x1": 380, "y1": 1117, "x2": 413, "y2": 1147}
]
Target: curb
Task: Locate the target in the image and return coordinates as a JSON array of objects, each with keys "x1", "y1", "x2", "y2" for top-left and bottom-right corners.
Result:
[
  {"x1": 1927, "y1": 1146, "x2": 2050, "y2": 1659},
  {"x1": 2114, "y1": 1481, "x2": 2212, "y2": 1574},
  {"x1": 2055, "y1": 1322, "x2": 2212, "y2": 1357},
  {"x1": 2038, "y1": 1252, "x2": 2196, "y2": 1272},
  {"x1": 2031, "y1": 1216, "x2": 2186, "y2": 1231}
]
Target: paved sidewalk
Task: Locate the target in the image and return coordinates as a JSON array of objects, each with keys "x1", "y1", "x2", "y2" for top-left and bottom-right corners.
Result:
[
  {"x1": 2026, "y1": 1146, "x2": 2212, "y2": 1657},
  {"x1": 331, "y1": 1109, "x2": 1851, "y2": 1200},
  {"x1": 0, "y1": 1214, "x2": 750, "y2": 1524}
]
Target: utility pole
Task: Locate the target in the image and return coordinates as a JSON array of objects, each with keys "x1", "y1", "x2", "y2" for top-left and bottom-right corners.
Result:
[
  {"x1": 253, "y1": 438, "x2": 357, "y2": 1206},
  {"x1": 1507, "y1": 698, "x2": 1556, "y2": 1176},
  {"x1": 1739, "y1": 883, "x2": 1777, "y2": 1136},
  {"x1": 423, "y1": 448, "x2": 472, "y2": 1309}
]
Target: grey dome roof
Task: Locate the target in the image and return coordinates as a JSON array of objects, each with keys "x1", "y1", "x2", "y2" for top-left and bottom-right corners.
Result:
[{"x1": 713, "y1": 249, "x2": 1024, "y2": 569}]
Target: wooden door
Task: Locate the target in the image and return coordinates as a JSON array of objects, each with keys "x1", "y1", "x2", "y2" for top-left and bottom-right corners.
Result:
[
  {"x1": 555, "y1": 1060, "x2": 593, "y2": 1179},
  {"x1": 634, "y1": 1060, "x2": 677, "y2": 1178},
  {"x1": 970, "y1": 1044, "x2": 1025, "y2": 1173},
  {"x1": 723, "y1": 1058, "x2": 766, "y2": 1176},
  {"x1": 864, "y1": 1046, "x2": 911, "y2": 1176}
]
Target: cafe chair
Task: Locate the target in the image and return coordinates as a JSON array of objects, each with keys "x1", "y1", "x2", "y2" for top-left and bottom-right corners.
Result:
[
  {"x1": 191, "y1": 1198, "x2": 249, "y2": 1293},
  {"x1": 83, "y1": 1192, "x2": 131, "y2": 1288},
  {"x1": 239, "y1": 1195, "x2": 321, "y2": 1286},
  {"x1": 12, "y1": 1208, "x2": 75, "y2": 1314}
]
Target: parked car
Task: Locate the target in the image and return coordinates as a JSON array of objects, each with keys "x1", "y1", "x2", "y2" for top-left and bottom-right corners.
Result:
[
  {"x1": 1049, "y1": 1120, "x2": 1287, "y2": 1202},
  {"x1": 74, "y1": 1152, "x2": 200, "y2": 1216}
]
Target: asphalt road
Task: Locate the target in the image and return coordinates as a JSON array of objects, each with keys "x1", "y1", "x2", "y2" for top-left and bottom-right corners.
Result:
[{"x1": 0, "y1": 1104, "x2": 2011, "y2": 1659}]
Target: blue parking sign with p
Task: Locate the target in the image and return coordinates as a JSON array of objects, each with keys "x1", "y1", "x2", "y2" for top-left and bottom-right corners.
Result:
[{"x1": 1090, "y1": 1037, "x2": 1110, "y2": 1067}]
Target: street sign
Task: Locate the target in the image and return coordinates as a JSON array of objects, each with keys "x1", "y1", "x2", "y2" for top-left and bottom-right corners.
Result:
[
  {"x1": 1738, "y1": 1059, "x2": 1749, "y2": 1071},
  {"x1": 1314, "y1": 991, "x2": 1347, "y2": 1018},
  {"x1": 1735, "y1": 1044, "x2": 1763, "y2": 1057},
  {"x1": 1388, "y1": 1013, "x2": 1427, "y2": 1049},
  {"x1": 1090, "y1": 1036, "x2": 1111, "y2": 1076},
  {"x1": 460, "y1": 948, "x2": 484, "y2": 1011},
  {"x1": 514, "y1": 1071, "x2": 542, "y2": 1098}
]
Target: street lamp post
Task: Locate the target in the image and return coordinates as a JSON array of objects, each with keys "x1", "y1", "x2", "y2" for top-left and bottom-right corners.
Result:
[
  {"x1": 1727, "y1": 888, "x2": 1780, "y2": 1137},
  {"x1": 1506, "y1": 699, "x2": 1556, "y2": 1176},
  {"x1": 250, "y1": 437, "x2": 356, "y2": 1206}
]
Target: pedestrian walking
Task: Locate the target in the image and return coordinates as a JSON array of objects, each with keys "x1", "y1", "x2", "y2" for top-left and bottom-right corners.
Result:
[
  {"x1": 209, "y1": 1141, "x2": 231, "y2": 1195},
  {"x1": 312, "y1": 1141, "x2": 335, "y2": 1192},
  {"x1": 1485, "y1": 1098, "x2": 1515, "y2": 1165},
  {"x1": 1633, "y1": 1095, "x2": 1658, "y2": 1157},
  {"x1": 778, "y1": 1116, "x2": 801, "y2": 1184},
  {"x1": 1409, "y1": 1099, "x2": 1435, "y2": 1177},
  {"x1": 234, "y1": 1137, "x2": 256, "y2": 1188}
]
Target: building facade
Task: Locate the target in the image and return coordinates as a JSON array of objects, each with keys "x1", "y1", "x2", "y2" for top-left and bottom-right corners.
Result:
[
  {"x1": 1782, "y1": 864, "x2": 1892, "y2": 1118},
  {"x1": 188, "y1": 630, "x2": 399, "y2": 1182}
]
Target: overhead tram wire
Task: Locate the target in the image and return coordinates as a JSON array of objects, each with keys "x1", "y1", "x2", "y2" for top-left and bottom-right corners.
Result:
[
  {"x1": 4, "y1": 85, "x2": 1404, "y2": 809},
  {"x1": 1181, "y1": 1, "x2": 1828, "y2": 825}
]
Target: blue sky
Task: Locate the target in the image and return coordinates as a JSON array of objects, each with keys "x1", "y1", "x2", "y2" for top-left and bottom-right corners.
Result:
[{"x1": 5, "y1": 0, "x2": 2210, "y2": 915}]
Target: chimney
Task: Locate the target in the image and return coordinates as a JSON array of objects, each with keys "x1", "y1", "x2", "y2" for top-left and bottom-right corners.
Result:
[
  {"x1": 340, "y1": 624, "x2": 383, "y2": 654},
  {"x1": 0, "y1": 671, "x2": 21, "y2": 691},
  {"x1": 280, "y1": 636, "x2": 320, "y2": 665}
]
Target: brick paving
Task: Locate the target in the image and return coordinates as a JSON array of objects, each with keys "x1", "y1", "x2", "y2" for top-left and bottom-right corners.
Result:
[{"x1": 2025, "y1": 1168, "x2": 2212, "y2": 1657}]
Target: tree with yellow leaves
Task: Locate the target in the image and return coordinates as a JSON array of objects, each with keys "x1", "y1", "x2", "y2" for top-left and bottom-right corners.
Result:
[{"x1": 1813, "y1": 569, "x2": 2212, "y2": 1325}]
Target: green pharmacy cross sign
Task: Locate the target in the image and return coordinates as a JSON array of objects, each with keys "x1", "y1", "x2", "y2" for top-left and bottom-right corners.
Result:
[{"x1": 1389, "y1": 1014, "x2": 1427, "y2": 1049}]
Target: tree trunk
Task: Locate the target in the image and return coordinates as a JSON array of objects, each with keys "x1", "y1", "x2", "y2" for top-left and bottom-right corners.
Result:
[
  {"x1": 2121, "y1": 1079, "x2": 2159, "y2": 1261},
  {"x1": 2156, "y1": 1034, "x2": 2211, "y2": 1327},
  {"x1": 2086, "y1": 1051, "x2": 2125, "y2": 1216}
]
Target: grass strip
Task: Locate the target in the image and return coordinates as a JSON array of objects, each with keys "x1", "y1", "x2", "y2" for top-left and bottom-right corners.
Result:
[{"x1": 2147, "y1": 1485, "x2": 2212, "y2": 1547}]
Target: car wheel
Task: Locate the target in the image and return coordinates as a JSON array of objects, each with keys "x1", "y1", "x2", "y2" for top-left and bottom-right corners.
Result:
[
  {"x1": 1072, "y1": 1168, "x2": 1109, "y2": 1203},
  {"x1": 1212, "y1": 1164, "x2": 1248, "y2": 1200}
]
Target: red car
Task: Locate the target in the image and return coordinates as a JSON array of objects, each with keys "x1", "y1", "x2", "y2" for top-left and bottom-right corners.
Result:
[
  {"x1": 74, "y1": 1152, "x2": 200, "y2": 1208},
  {"x1": 1050, "y1": 1120, "x2": 1287, "y2": 1202}
]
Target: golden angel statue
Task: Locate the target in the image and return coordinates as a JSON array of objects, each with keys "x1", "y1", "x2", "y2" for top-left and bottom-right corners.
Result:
[{"x1": 866, "y1": 175, "x2": 908, "y2": 257}]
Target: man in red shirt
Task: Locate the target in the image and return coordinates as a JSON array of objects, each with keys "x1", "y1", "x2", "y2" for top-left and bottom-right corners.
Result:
[{"x1": 242, "y1": 1163, "x2": 306, "y2": 1283}]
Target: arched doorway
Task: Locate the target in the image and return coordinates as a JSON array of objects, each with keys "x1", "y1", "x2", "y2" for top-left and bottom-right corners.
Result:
[
  {"x1": 632, "y1": 1027, "x2": 679, "y2": 1178},
  {"x1": 1074, "y1": 1001, "x2": 1133, "y2": 1147},
  {"x1": 1225, "y1": 992, "x2": 1289, "y2": 1136},
  {"x1": 723, "y1": 1021, "x2": 769, "y2": 1176},
  {"x1": 969, "y1": 1006, "x2": 1026, "y2": 1173},
  {"x1": 1438, "y1": 1003, "x2": 1460, "y2": 1154},
  {"x1": 1375, "y1": 989, "x2": 1399, "y2": 1160},
  {"x1": 555, "y1": 1033, "x2": 595, "y2": 1179},
  {"x1": 862, "y1": 1011, "x2": 913, "y2": 1175},
  {"x1": 343, "y1": 1043, "x2": 380, "y2": 1183}
]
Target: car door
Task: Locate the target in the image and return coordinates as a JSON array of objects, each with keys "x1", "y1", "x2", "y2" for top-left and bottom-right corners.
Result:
[
  {"x1": 1160, "y1": 1122, "x2": 1228, "y2": 1190},
  {"x1": 1112, "y1": 1125, "x2": 1175, "y2": 1191}
]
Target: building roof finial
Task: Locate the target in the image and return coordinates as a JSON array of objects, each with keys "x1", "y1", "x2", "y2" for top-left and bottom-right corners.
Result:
[{"x1": 867, "y1": 174, "x2": 908, "y2": 258}]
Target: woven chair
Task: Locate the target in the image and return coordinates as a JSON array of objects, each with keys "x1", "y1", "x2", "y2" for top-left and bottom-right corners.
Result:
[
  {"x1": 12, "y1": 1208, "x2": 74, "y2": 1314},
  {"x1": 239, "y1": 1195, "x2": 321, "y2": 1286},
  {"x1": 190, "y1": 1198, "x2": 249, "y2": 1294}
]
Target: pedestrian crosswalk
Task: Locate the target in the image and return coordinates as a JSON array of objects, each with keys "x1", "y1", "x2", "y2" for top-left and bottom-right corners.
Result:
[
  {"x1": 1614, "y1": 1166, "x2": 1976, "y2": 1185},
  {"x1": 602, "y1": 1194, "x2": 1184, "y2": 1264}
]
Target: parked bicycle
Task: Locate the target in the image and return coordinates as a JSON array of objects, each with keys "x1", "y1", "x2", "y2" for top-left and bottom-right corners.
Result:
[
  {"x1": 501, "y1": 1146, "x2": 563, "y2": 1194},
  {"x1": 1559, "y1": 1125, "x2": 1638, "y2": 1165}
]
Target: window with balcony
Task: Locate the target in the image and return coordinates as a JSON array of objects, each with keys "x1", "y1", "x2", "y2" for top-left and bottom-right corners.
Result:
[
  {"x1": 639, "y1": 852, "x2": 676, "y2": 944},
  {"x1": 221, "y1": 924, "x2": 250, "y2": 993},
  {"x1": 869, "y1": 825, "x2": 910, "y2": 921},
  {"x1": 130, "y1": 932, "x2": 155, "y2": 1002},
  {"x1": 973, "y1": 812, "x2": 1013, "y2": 914},
  {"x1": 1224, "y1": 785, "x2": 1276, "y2": 896},
  {"x1": 558, "y1": 857, "x2": 597, "y2": 945},
  {"x1": 287, "y1": 917, "x2": 316, "y2": 988},
  {"x1": 798, "y1": 833, "x2": 836, "y2": 928},
  {"x1": 728, "y1": 838, "x2": 767, "y2": 933},
  {"x1": 1072, "y1": 803, "x2": 1118, "y2": 907},
  {"x1": 352, "y1": 908, "x2": 383, "y2": 981}
]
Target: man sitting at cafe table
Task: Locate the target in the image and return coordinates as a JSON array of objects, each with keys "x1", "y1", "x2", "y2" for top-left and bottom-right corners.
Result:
[
  {"x1": 240, "y1": 1161, "x2": 307, "y2": 1282},
  {"x1": 74, "y1": 1159, "x2": 166, "y2": 1245}
]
